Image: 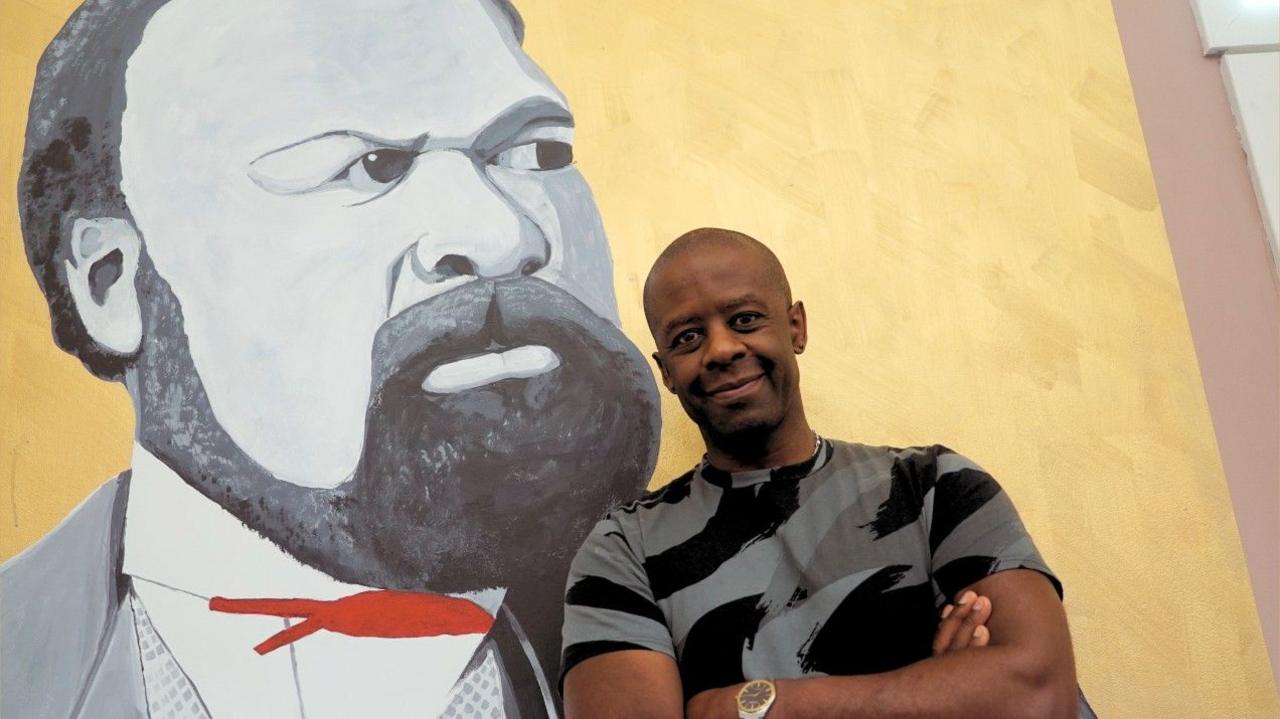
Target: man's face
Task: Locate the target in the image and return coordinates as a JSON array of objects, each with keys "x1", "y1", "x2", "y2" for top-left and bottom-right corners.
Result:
[
  {"x1": 113, "y1": 0, "x2": 659, "y2": 591},
  {"x1": 120, "y1": 0, "x2": 618, "y2": 487},
  {"x1": 647, "y1": 245, "x2": 806, "y2": 443}
]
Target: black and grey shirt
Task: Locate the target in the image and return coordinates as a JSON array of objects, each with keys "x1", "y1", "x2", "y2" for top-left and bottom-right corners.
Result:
[{"x1": 560, "y1": 439, "x2": 1062, "y2": 700}]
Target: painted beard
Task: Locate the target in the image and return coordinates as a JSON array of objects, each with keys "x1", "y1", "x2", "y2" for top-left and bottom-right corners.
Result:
[{"x1": 132, "y1": 256, "x2": 660, "y2": 593}]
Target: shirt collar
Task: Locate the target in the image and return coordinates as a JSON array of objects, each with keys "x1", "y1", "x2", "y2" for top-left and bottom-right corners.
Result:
[
  {"x1": 121, "y1": 444, "x2": 504, "y2": 612},
  {"x1": 698, "y1": 436, "x2": 832, "y2": 489}
]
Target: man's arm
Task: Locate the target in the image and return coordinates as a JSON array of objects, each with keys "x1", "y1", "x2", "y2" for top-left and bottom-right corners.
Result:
[
  {"x1": 563, "y1": 586, "x2": 997, "y2": 719},
  {"x1": 563, "y1": 649, "x2": 683, "y2": 719},
  {"x1": 687, "y1": 569, "x2": 1076, "y2": 719}
]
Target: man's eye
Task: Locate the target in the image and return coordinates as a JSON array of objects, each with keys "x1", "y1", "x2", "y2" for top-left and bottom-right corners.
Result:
[
  {"x1": 492, "y1": 141, "x2": 573, "y2": 171},
  {"x1": 731, "y1": 313, "x2": 762, "y2": 329},
  {"x1": 336, "y1": 149, "x2": 418, "y2": 191},
  {"x1": 672, "y1": 330, "x2": 701, "y2": 348}
]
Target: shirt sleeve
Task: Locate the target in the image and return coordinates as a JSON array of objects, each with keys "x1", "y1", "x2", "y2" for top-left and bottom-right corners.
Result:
[
  {"x1": 559, "y1": 511, "x2": 675, "y2": 691},
  {"x1": 920, "y1": 445, "x2": 1063, "y2": 601}
]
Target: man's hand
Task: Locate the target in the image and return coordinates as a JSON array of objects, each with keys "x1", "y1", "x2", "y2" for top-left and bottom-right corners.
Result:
[
  {"x1": 932, "y1": 590, "x2": 993, "y2": 656},
  {"x1": 686, "y1": 591, "x2": 996, "y2": 719}
]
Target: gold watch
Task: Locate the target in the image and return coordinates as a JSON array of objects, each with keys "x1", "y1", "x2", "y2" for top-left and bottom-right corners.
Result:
[{"x1": 736, "y1": 679, "x2": 777, "y2": 719}]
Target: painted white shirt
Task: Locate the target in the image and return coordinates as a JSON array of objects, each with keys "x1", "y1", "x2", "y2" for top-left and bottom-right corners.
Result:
[{"x1": 122, "y1": 446, "x2": 504, "y2": 719}]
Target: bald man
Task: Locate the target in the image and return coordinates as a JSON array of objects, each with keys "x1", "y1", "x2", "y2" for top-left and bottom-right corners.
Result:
[{"x1": 560, "y1": 228, "x2": 1095, "y2": 718}]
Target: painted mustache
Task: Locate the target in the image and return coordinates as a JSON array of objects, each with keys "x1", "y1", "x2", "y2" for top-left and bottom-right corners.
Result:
[{"x1": 369, "y1": 276, "x2": 632, "y2": 404}]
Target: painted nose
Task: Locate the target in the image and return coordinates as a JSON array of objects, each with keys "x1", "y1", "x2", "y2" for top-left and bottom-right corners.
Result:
[
  {"x1": 386, "y1": 150, "x2": 549, "y2": 317},
  {"x1": 407, "y1": 150, "x2": 548, "y2": 280},
  {"x1": 428, "y1": 251, "x2": 543, "y2": 280}
]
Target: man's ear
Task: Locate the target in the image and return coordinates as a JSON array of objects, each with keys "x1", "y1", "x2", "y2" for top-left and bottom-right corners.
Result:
[
  {"x1": 64, "y1": 217, "x2": 142, "y2": 355},
  {"x1": 651, "y1": 351, "x2": 676, "y2": 393},
  {"x1": 789, "y1": 300, "x2": 807, "y2": 354}
]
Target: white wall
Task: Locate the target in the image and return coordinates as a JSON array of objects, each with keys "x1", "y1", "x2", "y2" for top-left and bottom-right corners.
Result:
[
  {"x1": 1190, "y1": 0, "x2": 1280, "y2": 272},
  {"x1": 1190, "y1": 0, "x2": 1280, "y2": 53}
]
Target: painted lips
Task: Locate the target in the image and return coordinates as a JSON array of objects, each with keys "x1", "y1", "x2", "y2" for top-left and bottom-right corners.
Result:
[{"x1": 422, "y1": 344, "x2": 561, "y2": 394}]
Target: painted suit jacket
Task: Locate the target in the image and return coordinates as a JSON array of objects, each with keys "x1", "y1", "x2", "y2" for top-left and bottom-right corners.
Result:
[{"x1": 0, "y1": 474, "x2": 555, "y2": 719}]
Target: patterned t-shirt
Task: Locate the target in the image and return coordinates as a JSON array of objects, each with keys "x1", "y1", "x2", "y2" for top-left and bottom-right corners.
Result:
[{"x1": 560, "y1": 439, "x2": 1062, "y2": 700}]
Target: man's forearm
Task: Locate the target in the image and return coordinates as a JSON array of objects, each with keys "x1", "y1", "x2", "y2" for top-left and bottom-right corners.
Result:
[
  {"x1": 690, "y1": 645, "x2": 1076, "y2": 719},
  {"x1": 784, "y1": 643, "x2": 1075, "y2": 719}
]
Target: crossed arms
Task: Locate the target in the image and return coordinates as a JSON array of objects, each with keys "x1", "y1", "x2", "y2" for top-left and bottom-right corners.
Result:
[{"x1": 563, "y1": 568, "x2": 1077, "y2": 719}]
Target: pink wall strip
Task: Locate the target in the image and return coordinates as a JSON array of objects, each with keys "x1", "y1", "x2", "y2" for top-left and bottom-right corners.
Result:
[{"x1": 1111, "y1": 0, "x2": 1280, "y2": 686}]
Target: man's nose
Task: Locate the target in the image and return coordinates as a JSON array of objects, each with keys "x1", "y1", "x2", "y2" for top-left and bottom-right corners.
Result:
[
  {"x1": 387, "y1": 151, "x2": 548, "y2": 316},
  {"x1": 703, "y1": 323, "x2": 748, "y2": 369}
]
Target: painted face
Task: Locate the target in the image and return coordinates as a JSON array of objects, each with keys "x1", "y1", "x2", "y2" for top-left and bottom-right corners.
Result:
[
  {"x1": 117, "y1": 0, "x2": 659, "y2": 592},
  {"x1": 648, "y1": 245, "x2": 805, "y2": 444},
  {"x1": 120, "y1": 0, "x2": 622, "y2": 486}
]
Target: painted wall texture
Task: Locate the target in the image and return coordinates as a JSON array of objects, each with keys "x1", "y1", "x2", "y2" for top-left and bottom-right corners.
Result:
[{"x1": 1, "y1": 0, "x2": 1276, "y2": 717}]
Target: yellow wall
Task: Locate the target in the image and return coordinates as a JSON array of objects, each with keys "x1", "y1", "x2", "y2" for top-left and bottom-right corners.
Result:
[{"x1": 3, "y1": 0, "x2": 1276, "y2": 715}]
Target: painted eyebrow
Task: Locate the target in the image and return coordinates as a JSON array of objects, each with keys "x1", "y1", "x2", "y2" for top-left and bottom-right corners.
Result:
[
  {"x1": 472, "y1": 97, "x2": 574, "y2": 155},
  {"x1": 251, "y1": 129, "x2": 426, "y2": 163}
]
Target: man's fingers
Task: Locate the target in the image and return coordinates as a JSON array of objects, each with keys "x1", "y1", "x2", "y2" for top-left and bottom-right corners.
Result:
[
  {"x1": 971, "y1": 624, "x2": 990, "y2": 648},
  {"x1": 971, "y1": 592, "x2": 993, "y2": 627},
  {"x1": 931, "y1": 604, "x2": 960, "y2": 655},
  {"x1": 932, "y1": 590, "x2": 997, "y2": 656},
  {"x1": 932, "y1": 619, "x2": 949, "y2": 656},
  {"x1": 931, "y1": 590, "x2": 977, "y2": 656},
  {"x1": 951, "y1": 595, "x2": 988, "y2": 650}
]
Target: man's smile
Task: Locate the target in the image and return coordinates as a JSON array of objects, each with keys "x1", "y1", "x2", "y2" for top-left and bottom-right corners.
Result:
[{"x1": 704, "y1": 372, "x2": 767, "y2": 403}]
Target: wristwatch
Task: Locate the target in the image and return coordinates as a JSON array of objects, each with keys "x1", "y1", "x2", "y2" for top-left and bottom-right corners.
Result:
[{"x1": 735, "y1": 679, "x2": 777, "y2": 719}]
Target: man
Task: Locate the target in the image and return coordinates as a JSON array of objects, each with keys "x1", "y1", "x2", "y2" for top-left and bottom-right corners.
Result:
[
  {"x1": 2, "y1": 0, "x2": 659, "y2": 717},
  {"x1": 561, "y1": 228, "x2": 1096, "y2": 718}
]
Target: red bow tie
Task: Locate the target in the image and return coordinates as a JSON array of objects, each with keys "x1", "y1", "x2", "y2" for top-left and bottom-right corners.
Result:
[{"x1": 209, "y1": 590, "x2": 494, "y2": 655}]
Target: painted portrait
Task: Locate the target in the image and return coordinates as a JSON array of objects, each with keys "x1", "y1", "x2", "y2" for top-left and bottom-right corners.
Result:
[{"x1": 2, "y1": 0, "x2": 658, "y2": 716}]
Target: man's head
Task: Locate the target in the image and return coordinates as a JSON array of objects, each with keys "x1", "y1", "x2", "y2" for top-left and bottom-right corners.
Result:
[
  {"x1": 644, "y1": 227, "x2": 807, "y2": 453},
  {"x1": 19, "y1": 0, "x2": 659, "y2": 594}
]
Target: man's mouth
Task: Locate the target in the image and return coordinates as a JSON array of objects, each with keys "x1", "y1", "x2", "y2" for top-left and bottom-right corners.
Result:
[
  {"x1": 705, "y1": 372, "x2": 766, "y2": 403},
  {"x1": 421, "y1": 344, "x2": 561, "y2": 394}
]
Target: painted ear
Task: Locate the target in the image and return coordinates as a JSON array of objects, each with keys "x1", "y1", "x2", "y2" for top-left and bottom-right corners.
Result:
[
  {"x1": 63, "y1": 217, "x2": 143, "y2": 355},
  {"x1": 789, "y1": 300, "x2": 808, "y2": 354},
  {"x1": 651, "y1": 351, "x2": 676, "y2": 393}
]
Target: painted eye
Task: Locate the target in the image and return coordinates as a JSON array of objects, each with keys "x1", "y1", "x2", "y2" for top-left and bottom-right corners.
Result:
[
  {"x1": 341, "y1": 149, "x2": 418, "y2": 191},
  {"x1": 493, "y1": 141, "x2": 573, "y2": 171}
]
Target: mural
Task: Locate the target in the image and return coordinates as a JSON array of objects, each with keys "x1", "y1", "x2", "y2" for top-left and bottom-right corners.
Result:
[
  {"x1": 1, "y1": 0, "x2": 660, "y2": 716},
  {"x1": 8, "y1": 0, "x2": 1280, "y2": 716}
]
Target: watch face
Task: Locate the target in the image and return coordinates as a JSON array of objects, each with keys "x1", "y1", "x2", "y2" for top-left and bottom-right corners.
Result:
[{"x1": 738, "y1": 680, "x2": 774, "y2": 711}]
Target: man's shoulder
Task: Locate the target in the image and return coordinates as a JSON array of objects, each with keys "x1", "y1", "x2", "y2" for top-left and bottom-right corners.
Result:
[
  {"x1": 1, "y1": 472, "x2": 133, "y2": 718},
  {"x1": 825, "y1": 439, "x2": 982, "y2": 481},
  {"x1": 611, "y1": 465, "x2": 700, "y2": 518},
  {"x1": 582, "y1": 466, "x2": 704, "y2": 561},
  {"x1": 1, "y1": 472, "x2": 130, "y2": 583}
]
